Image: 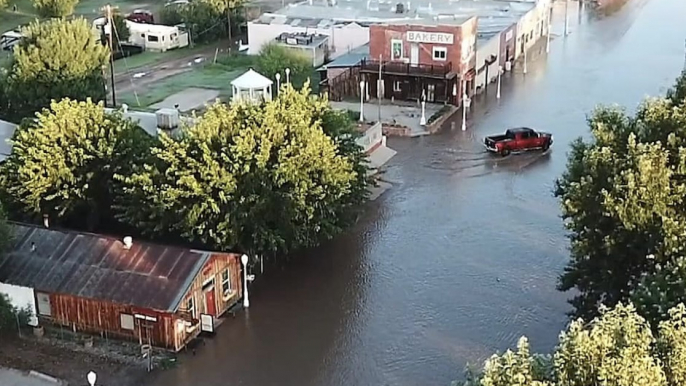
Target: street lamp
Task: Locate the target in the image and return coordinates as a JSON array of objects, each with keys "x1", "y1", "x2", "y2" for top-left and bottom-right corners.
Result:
[
  {"x1": 285, "y1": 68, "x2": 291, "y2": 84},
  {"x1": 87, "y1": 372, "x2": 97, "y2": 386},
  {"x1": 241, "y1": 254, "x2": 250, "y2": 308},
  {"x1": 564, "y1": 0, "x2": 569, "y2": 36},
  {"x1": 275, "y1": 73, "x2": 281, "y2": 90},
  {"x1": 461, "y1": 80, "x2": 468, "y2": 131},
  {"x1": 359, "y1": 80, "x2": 365, "y2": 122},
  {"x1": 496, "y1": 65, "x2": 502, "y2": 99},
  {"x1": 523, "y1": 45, "x2": 528, "y2": 75},
  {"x1": 419, "y1": 92, "x2": 426, "y2": 126},
  {"x1": 546, "y1": 7, "x2": 552, "y2": 53}
]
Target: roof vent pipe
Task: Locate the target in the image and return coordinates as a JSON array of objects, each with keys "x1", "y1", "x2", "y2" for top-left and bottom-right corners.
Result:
[{"x1": 123, "y1": 236, "x2": 133, "y2": 250}]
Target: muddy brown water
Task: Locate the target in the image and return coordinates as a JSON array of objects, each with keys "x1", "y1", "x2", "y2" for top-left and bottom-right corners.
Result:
[{"x1": 146, "y1": 1, "x2": 686, "y2": 385}]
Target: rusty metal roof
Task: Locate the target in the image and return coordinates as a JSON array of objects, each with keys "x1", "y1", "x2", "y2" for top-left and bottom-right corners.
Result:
[{"x1": 0, "y1": 224, "x2": 213, "y2": 312}]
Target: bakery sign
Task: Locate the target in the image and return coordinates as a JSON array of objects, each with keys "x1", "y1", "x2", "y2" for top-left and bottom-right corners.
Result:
[{"x1": 406, "y1": 31, "x2": 454, "y2": 45}]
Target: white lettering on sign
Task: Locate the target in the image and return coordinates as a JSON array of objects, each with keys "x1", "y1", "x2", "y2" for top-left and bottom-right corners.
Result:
[{"x1": 406, "y1": 31, "x2": 454, "y2": 45}]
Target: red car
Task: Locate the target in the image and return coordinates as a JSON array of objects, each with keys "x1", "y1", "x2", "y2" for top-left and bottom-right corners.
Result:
[{"x1": 484, "y1": 127, "x2": 553, "y2": 156}]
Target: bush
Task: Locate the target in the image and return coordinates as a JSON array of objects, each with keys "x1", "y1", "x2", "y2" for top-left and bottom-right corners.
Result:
[
  {"x1": 256, "y1": 43, "x2": 312, "y2": 85},
  {"x1": 427, "y1": 105, "x2": 451, "y2": 124},
  {"x1": 33, "y1": 0, "x2": 79, "y2": 17}
]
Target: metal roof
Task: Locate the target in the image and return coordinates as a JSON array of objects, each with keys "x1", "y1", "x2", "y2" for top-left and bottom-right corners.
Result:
[
  {"x1": 0, "y1": 224, "x2": 215, "y2": 312},
  {"x1": 317, "y1": 43, "x2": 369, "y2": 70}
]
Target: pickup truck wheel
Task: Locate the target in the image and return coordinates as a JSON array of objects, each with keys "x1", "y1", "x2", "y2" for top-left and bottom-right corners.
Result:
[
  {"x1": 500, "y1": 149, "x2": 510, "y2": 157},
  {"x1": 542, "y1": 143, "x2": 550, "y2": 152}
]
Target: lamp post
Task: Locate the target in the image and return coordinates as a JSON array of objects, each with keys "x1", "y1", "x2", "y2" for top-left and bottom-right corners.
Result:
[
  {"x1": 546, "y1": 7, "x2": 552, "y2": 53},
  {"x1": 523, "y1": 45, "x2": 528, "y2": 75},
  {"x1": 564, "y1": 0, "x2": 569, "y2": 36},
  {"x1": 419, "y1": 92, "x2": 426, "y2": 126},
  {"x1": 285, "y1": 68, "x2": 291, "y2": 84},
  {"x1": 87, "y1": 372, "x2": 97, "y2": 386},
  {"x1": 241, "y1": 254, "x2": 250, "y2": 308},
  {"x1": 275, "y1": 73, "x2": 281, "y2": 90},
  {"x1": 461, "y1": 80, "x2": 467, "y2": 131},
  {"x1": 359, "y1": 80, "x2": 365, "y2": 122},
  {"x1": 496, "y1": 65, "x2": 502, "y2": 99}
]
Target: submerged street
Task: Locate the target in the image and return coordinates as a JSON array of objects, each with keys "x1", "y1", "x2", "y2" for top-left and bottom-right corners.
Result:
[{"x1": 151, "y1": 1, "x2": 686, "y2": 385}]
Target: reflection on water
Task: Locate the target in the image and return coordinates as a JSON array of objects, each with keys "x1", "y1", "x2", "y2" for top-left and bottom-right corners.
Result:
[{"x1": 151, "y1": 1, "x2": 686, "y2": 385}]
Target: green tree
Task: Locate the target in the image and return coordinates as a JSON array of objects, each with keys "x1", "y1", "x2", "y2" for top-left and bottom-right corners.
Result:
[
  {"x1": 160, "y1": 0, "x2": 244, "y2": 44},
  {"x1": 555, "y1": 71, "x2": 686, "y2": 320},
  {"x1": 257, "y1": 43, "x2": 312, "y2": 84},
  {"x1": 657, "y1": 304, "x2": 686, "y2": 386},
  {"x1": 0, "y1": 0, "x2": 8, "y2": 10},
  {"x1": 1, "y1": 19, "x2": 109, "y2": 121},
  {"x1": 33, "y1": 0, "x2": 79, "y2": 18},
  {"x1": 0, "y1": 98, "x2": 153, "y2": 231},
  {"x1": 465, "y1": 303, "x2": 686, "y2": 386},
  {"x1": 111, "y1": 12, "x2": 131, "y2": 49},
  {"x1": 116, "y1": 84, "x2": 367, "y2": 257}
]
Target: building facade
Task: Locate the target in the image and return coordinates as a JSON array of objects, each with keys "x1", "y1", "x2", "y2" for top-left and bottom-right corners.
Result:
[
  {"x1": 359, "y1": 18, "x2": 477, "y2": 106},
  {"x1": 515, "y1": 0, "x2": 552, "y2": 60}
]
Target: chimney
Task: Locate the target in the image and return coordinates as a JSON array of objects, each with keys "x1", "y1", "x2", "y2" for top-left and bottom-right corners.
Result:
[
  {"x1": 43, "y1": 214, "x2": 49, "y2": 228},
  {"x1": 123, "y1": 236, "x2": 133, "y2": 250}
]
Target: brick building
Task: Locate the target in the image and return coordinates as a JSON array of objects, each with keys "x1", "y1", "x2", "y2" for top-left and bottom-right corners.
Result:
[{"x1": 357, "y1": 18, "x2": 477, "y2": 106}]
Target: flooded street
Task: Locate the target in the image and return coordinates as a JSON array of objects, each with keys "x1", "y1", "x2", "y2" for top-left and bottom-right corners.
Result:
[{"x1": 151, "y1": 0, "x2": 686, "y2": 385}]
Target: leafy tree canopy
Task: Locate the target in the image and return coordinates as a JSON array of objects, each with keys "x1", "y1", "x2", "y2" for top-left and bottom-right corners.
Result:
[
  {"x1": 1, "y1": 18, "x2": 109, "y2": 121},
  {"x1": 0, "y1": 98, "x2": 153, "y2": 231},
  {"x1": 555, "y1": 70, "x2": 686, "y2": 321},
  {"x1": 257, "y1": 43, "x2": 313, "y2": 85},
  {"x1": 160, "y1": 0, "x2": 244, "y2": 44},
  {"x1": 472, "y1": 303, "x2": 686, "y2": 386},
  {"x1": 115, "y1": 84, "x2": 368, "y2": 257},
  {"x1": 33, "y1": 0, "x2": 79, "y2": 18}
]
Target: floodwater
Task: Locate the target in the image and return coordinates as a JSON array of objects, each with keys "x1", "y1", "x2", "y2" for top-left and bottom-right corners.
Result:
[{"x1": 151, "y1": 1, "x2": 686, "y2": 385}]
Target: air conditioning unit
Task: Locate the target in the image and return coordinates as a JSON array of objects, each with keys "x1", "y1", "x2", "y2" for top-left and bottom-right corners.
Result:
[{"x1": 155, "y1": 108, "x2": 180, "y2": 130}]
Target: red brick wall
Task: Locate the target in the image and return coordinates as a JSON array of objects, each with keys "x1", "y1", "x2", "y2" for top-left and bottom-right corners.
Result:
[{"x1": 369, "y1": 23, "x2": 470, "y2": 73}]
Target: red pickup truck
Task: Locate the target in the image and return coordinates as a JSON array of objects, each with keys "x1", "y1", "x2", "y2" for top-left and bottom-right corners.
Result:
[{"x1": 484, "y1": 127, "x2": 553, "y2": 156}]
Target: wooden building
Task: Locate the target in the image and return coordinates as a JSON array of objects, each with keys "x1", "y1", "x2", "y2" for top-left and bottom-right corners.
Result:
[{"x1": 0, "y1": 223, "x2": 243, "y2": 351}]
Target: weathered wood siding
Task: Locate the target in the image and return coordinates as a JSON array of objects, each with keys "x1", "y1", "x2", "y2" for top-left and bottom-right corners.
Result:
[
  {"x1": 39, "y1": 293, "x2": 177, "y2": 350},
  {"x1": 179, "y1": 253, "x2": 242, "y2": 319}
]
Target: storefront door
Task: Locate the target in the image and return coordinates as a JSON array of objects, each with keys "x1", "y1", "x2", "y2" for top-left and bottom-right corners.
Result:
[{"x1": 410, "y1": 44, "x2": 419, "y2": 67}]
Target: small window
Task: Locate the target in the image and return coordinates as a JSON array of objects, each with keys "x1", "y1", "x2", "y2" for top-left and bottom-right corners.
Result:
[
  {"x1": 432, "y1": 47, "x2": 447, "y2": 61},
  {"x1": 141, "y1": 33, "x2": 145, "y2": 38},
  {"x1": 221, "y1": 269, "x2": 232, "y2": 295},
  {"x1": 120, "y1": 313, "x2": 134, "y2": 330},
  {"x1": 147, "y1": 35, "x2": 159, "y2": 42},
  {"x1": 393, "y1": 81, "x2": 402, "y2": 92},
  {"x1": 186, "y1": 297, "x2": 195, "y2": 318},
  {"x1": 391, "y1": 39, "x2": 403, "y2": 60}
]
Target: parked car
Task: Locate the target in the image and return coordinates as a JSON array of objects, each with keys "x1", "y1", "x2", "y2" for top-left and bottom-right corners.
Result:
[
  {"x1": 484, "y1": 127, "x2": 553, "y2": 156},
  {"x1": 127, "y1": 10, "x2": 155, "y2": 24}
]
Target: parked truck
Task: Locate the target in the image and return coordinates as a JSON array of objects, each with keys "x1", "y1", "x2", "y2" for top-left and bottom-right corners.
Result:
[{"x1": 484, "y1": 127, "x2": 553, "y2": 156}]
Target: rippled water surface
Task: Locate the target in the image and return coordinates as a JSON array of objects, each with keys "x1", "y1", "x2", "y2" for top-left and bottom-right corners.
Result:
[{"x1": 152, "y1": 1, "x2": 686, "y2": 385}]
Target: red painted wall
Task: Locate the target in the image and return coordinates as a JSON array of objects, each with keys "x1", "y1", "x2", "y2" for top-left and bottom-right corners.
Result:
[{"x1": 369, "y1": 20, "x2": 477, "y2": 75}]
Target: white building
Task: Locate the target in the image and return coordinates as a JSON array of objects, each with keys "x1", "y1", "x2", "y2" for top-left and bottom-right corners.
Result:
[{"x1": 248, "y1": 14, "x2": 370, "y2": 59}]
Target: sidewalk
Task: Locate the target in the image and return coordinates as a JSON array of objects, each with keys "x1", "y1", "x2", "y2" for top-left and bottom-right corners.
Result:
[
  {"x1": 331, "y1": 100, "x2": 442, "y2": 137},
  {"x1": 0, "y1": 368, "x2": 64, "y2": 386}
]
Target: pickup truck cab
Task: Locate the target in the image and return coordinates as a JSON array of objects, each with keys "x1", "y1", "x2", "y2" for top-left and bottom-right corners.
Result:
[{"x1": 484, "y1": 127, "x2": 553, "y2": 156}]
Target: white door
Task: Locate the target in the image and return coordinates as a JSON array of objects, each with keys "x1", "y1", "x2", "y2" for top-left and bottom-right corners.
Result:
[{"x1": 410, "y1": 44, "x2": 419, "y2": 67}]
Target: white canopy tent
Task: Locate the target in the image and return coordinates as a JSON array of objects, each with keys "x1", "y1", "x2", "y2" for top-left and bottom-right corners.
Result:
[{"x1": 231, "y1": 69, "x2": 273, "y2": 104}]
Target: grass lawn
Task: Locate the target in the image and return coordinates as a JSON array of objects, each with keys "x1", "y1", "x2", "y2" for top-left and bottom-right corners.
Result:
[
  {"x1": 118, "y1": 53, "x2": 322, "y2": 110},
  {"x1": 118, "y1": 62, "x2": 252, "y2": 109},
  {"x1": 113, "y1": 43, "x2": 231, "y2": 74}
]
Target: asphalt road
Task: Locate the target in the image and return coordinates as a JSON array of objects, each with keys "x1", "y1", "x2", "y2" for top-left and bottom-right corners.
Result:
[{"x1": 145, "y1": 1, "x2": 686, "y2": 385}]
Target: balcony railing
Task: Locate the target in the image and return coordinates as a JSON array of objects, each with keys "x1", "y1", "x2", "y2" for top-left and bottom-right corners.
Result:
[{"x1": 359, "y1": 59, "x2": 452, "y2": 78}]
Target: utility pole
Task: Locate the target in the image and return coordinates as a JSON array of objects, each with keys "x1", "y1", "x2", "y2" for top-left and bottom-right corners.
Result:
[
  {"x1": 683, "y1": 39, "x2": 686, "y2": 71},
  {"x1": 377, "y1": 54, "x2": 382, "y2": 122},
  {"x1": 227, "y1": 0, "x2": 232, "y2": 53},
  {"x1": 106, "y1": 4, "x2": 116, "y2": 106}
]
